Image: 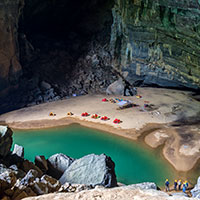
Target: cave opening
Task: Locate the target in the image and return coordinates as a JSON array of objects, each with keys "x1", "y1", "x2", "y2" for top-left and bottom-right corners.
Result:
[{"x1": 18, "y1": 0, "x2": 115, "y2": 100}]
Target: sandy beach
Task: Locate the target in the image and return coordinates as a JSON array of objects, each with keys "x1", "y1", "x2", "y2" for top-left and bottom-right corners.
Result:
[{"x1": 0, "y1": 87, "x2": 200, "y2": 172}]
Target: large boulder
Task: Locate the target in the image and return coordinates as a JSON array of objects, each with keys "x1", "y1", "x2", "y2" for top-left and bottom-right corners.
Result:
[
  {"x1": 59, "y1": 154, "x2": 117, "y2": 188},
  {"x1": 106, "y1": 78, "x2": 124, "y2": 95},
  {"x1": 0, "y1": 126, "x2": 13, "y2": 157},
  {"x1": 40, "y1": 81, "x2": 51, "y2": 91},
  {"x1": 191, "y1": 176, "x2": 200, "y2": 198},
  {"x1": 47, "y1": 153, "x2": 74, "y2": 179}
]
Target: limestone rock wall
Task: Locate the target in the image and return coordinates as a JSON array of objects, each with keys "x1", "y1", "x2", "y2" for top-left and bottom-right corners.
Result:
[
  {"x1": 0, "y1": 0, "x2": 24, "y2": 95},
  {"x1": 110, "y1": 0, "x2": 200, "y2": 89}
]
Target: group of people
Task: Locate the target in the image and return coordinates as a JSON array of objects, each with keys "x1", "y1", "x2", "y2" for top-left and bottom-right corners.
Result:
[{"x1": 165, "y1": 179, "x2": 189, "y2": 192}]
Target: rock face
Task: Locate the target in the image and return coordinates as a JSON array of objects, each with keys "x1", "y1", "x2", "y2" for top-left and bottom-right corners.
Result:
[
  {"x1": 59, "y1": 154, "x2": 117, "y2": 188},
  {"x1": 0, "y1": 126, "x2": 13, "y2": 157},
  {"x1": 191, "y1": 176, "x2": 200, "y2": 198},
  {"x1": 47, "y1": 153, "x2": 74, "y2": 179},
  {"x1": 0, "y1": 0, "x2": 23, "y2": 95},
  {"x1": 110, "y1": 0, "x2": 200, "y2": 89}
]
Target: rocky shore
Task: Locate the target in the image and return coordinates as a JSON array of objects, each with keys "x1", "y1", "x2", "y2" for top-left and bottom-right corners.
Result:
[
  {"x1": 0, "y1": 125, "x2": 199, "y2": 200},
  {"x1": 0, "y1": 125, "x2": 117, "y2": 199}
]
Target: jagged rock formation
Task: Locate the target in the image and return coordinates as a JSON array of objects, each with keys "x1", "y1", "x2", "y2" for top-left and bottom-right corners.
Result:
[
  {"x1": 47, "y1": 154, "x2": 74, "y2": 180},
  {"x1": 59, "y1": 154, "x2": 117, "y2": 188}
]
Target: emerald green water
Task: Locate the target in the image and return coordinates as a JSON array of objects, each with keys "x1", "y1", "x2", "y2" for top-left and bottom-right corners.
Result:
[{"x1": 13, "y1": 124, "x2": 174, "y2": 187}]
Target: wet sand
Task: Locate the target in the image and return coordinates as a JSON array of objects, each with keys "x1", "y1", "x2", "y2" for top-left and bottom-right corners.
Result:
[{"x1": 0, "y1": 87, "x2": 200, "y2": 173}]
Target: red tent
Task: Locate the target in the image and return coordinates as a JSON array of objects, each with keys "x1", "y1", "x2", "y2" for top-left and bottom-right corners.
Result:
[
  {"x1": 81, "y1": 112, "x2": 89, "y2": 117},
  {"x1": 113, "y1": 118, "x2": 121, "y2": 124},
  {"x1": 101, "y1": 116, "x2": 108, "y2": 121},
  {"x1": 92, "y1": 114, "x2": 99, "y2": 119},
  {"x1": 102, "y1": 98, "x2": 108, "y2": 102}
]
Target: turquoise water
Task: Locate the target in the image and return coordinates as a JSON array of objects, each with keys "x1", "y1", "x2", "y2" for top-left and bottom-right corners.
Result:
[{"x1": 13, "y1": 124, "x2": 174, "y2": 186}]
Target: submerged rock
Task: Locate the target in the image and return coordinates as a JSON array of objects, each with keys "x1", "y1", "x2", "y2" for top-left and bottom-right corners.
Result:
[
  {"x1": 47, "y1": 153, "x2": 74, "y2": 179},
  {"x1": 0, "y1": 126, "x2": 13, "y2": 157},
  {"x1": 191, "y1": 176, "x2": 200, "y2": 198},
  {"x1": 59, "y1": 154, "x2": 117, "y2": 188}
]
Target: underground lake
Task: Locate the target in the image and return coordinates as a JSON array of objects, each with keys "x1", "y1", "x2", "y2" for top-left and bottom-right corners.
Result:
[{"x1": 13, "y1": 123, "x2": 176, "y2": 187}]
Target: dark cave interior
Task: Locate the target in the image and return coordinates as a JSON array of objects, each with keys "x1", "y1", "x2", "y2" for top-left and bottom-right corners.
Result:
[
  {"x1": 19, "y1": 0, "x2": 114, "y2": 80},
  {"x1": 0, "y1": 0, "x2": 116, "y2": 114}
]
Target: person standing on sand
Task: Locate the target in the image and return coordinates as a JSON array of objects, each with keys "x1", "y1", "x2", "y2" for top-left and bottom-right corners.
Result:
[
  {"x1": 178, "y1": 180, "x2": 182, "y2": 190},
  {"x1": 174, "y1": 180, "x2": 178, "y2": 190},
  {"x1": 165, "y1": 179, "x2": 170, "y2": 192},
  {"x1": 185, "y1": 181, "x2": 189, "y2": 189},
  {"x1": 183, "y1": 183, "x2": 186, "y2": 193}
]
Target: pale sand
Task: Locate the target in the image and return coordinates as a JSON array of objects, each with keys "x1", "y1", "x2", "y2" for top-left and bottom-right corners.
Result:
[
  {"x1": 23, "y1": 186, "x2": 197, "y2": 200},
  {"x1": 144, "y1": 127, "x2": 200, "y2": 171},
  {"x1": 0, "y1": 87, "x2": 200, "y2": 172}
]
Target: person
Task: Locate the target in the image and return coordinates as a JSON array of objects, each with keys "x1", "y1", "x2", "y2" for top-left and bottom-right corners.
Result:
[
  {"x1": 123, "y1": 80, "x2": 137, "y2": 96},
  {"x1": 174, "y1": 180, "x2": 178, "y2": 190},
  {"x1": 185, "y1": 181, "x2": 189, "y2": 189},
  {"x1": 178, "y1": 179, "x2": 182, "y2": 190},
  {"x1": 165, "y1": 179, "x2": 170, "y2": 192},
  {"x1": 183, "y1": 183, "x2": 186, "y2": 193}
]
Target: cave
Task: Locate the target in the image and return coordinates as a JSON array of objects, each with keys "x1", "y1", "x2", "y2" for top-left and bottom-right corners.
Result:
[
  {"x1": 19, "y1": 0, "x2": 115, "y2": 89},
  {"x1": 0, "y1": 0, "x2": 200, "y2": 114},
  {"x1": 0, "y1": 0, "x2": 117, "y2": 114}
]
